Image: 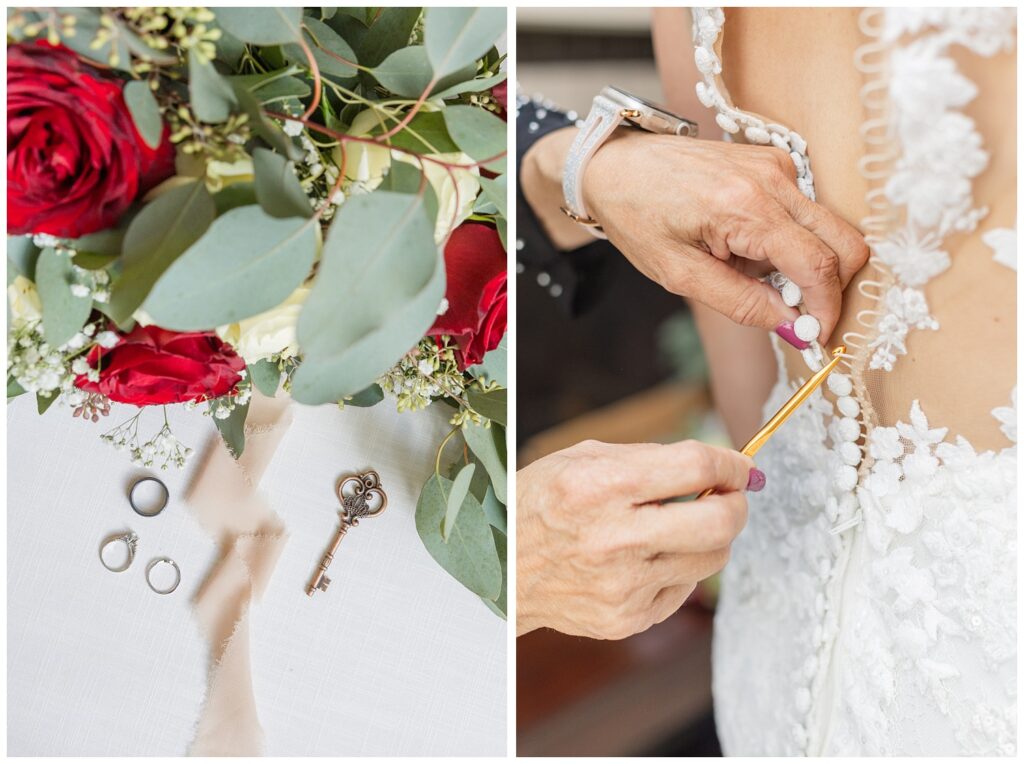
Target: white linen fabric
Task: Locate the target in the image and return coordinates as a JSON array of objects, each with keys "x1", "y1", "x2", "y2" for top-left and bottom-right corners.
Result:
[
  {"x1": 7, "y1": 394, "x2": 506, "y2": 756},
  {"x1": 692, "y1": 6, "x2": 1017, "y2": 757}
]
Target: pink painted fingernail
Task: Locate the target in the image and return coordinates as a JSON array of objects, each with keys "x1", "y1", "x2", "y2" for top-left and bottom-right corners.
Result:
[
  {"x1": 775, "y1": 321, "x2": 810, "y2": 350},
  {"x1": 746, "y1": 468, "x2": 766, "y2": 492}
]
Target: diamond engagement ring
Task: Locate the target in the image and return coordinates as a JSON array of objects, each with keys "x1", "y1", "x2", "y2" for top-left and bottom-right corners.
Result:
[
  {"x1": 99, "y1": 531, "x2": 138, "y2": 573},
  {"x1": 145, "y1": 557, "x2": 181, "y2": 595}
]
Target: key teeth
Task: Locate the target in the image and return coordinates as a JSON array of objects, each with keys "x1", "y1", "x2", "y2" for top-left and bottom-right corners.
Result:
[{"x1": 318, "y1": 576, "x2": 331, "y2": 591}]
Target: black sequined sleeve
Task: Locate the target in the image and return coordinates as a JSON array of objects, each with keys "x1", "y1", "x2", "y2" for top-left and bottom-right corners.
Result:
[{"x1": 516, "y1": 93, "x2": 614, "y2": 315}]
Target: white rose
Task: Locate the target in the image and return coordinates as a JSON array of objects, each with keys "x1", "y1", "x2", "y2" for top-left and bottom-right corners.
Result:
[
  {"x1": 8, "y1": 276, "x2": 42, "y2": 324},
  {"x1": 394, "y1": 151, "x2": 480, "y2": 242},
  {"x1": 339, "y1": 109, "x2": 481, "y2": 241},
  {"x1": 218, "y1": 286, "x2": 309, "y2": 364}
]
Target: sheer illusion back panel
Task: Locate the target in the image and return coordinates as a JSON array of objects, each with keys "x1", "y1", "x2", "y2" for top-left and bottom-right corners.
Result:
[
  {"x1": 687, "y1": 7, "x2": 1016, "y2": 757},
  {"x1": 720, "y1": 7, "x2": 1016, "y2": 449}
]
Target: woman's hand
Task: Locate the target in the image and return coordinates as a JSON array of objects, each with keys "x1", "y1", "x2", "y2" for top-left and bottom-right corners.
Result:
[
  {"x1": 520, "y1": 127, "x2": 868, "y2": 344},
  {"x1": 516, "y1": 439, "x2": 756, "y2": 640}
]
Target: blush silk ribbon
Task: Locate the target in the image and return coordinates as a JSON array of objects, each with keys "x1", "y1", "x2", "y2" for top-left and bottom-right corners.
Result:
[{"x1": 186, "y1": 392, "x2": 291, "y2": 755}]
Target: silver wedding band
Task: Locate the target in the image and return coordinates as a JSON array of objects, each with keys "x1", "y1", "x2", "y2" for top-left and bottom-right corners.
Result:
[
  {"x1": 145, "y1": 557, "x2": 181, "y2": 595},
  {"x1": 99, "y1": 531, "x2": 138, "y2": 573}
]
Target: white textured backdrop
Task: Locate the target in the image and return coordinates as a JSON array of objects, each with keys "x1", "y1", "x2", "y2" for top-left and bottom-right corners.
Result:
[{"x1": 7, "y1": 393, "x2": 506, "y2": 755}]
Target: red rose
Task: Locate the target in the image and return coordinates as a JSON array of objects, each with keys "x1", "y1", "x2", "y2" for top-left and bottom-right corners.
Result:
[
  {"x1": 492, "y1": 80, "x2": 507, "y2": 121},
  {"x1": 428, "y1": 222, "x2": 507, "y2": 369},
  {"x1": 75, "y1": 325, "x2": 245, "y2": 406},
  {"x1": 7, "y1": 42, "x2": 174, "y2": 239}
]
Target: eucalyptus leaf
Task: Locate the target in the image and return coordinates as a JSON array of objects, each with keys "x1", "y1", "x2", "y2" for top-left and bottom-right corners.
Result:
[
  {"x1": 230, "y1": 68, "x2": 311, "y2": 103},
  {"x1": 291, "y1": 192, "x2": 444, "y2": 403},
  {"x1": 462, "y1": 422, "x2": 507, "y2": 504},
  {"x1": 481, "y1": 527, "x2": 507, "y2": 618},
  {"x1": 283, "y1": 17, "x2": 359, "y2": 78},
  {"x1": 37, "y1": 391, "x2": 58, "y2": 415},
  {"x1": 213, "y1": 28, "x2": 246, "y2": 68},
  {"x1": 72, "y1": 252, "x2": 118, "y2": 271},
  {"x1": 444, "y1": 462, "x2": 476, "y2": 541},
  {"x1": 108, "y1": 181, "x2": 216, "y2": 325},
  {"x1": 70, "y1": 227, "x2": 126, "y2": 257},
  {"x1": 370, "y1": 111, "x2": 459, "y2": 155},
  {"x1": 416, "y1": 473, "x2": 501, "y2": 600},
  {"x1": 467, "y1": 387, "x2": 507, "y2": 426},
  {"x1": 481, "y1": 485, "x2": 507, "y2": 534},
  {"x1": 328, "y1": 6, "x2": 420, "y2": 68},
  {"x1": 372, "y1": 45, "x2": 474, "y2": 99},
  {"x1": 144, "y1": 207, "x2": 319, "y2": 330},
  {"x1": 8, "y1": 377, "x2": 26, "y2": 400},
  {"x1": 253, "y1": 148, "x2": 314, "y2": 219},
  {"x1": 471, "y1": 335, "x2": 507, "y2": 387},
  {"x1": 189, "y1": 53, "x2": 238, "y2": 124},
  {"x1": 35, "y1": 248, "x2": 92, "y2": 347},
  {"x1": 345, "y1": 384, "x2": 385, "y2": 407},
  {"x1": 123, "y1": 80, "x2": 163, "y2": 148},
  {"x1": 424, "y1": 7, "x2": 505, "y2": 80},
  {"x1": 443, "y1": 105, "x2": 507, "y2": 173},
  {"x1": 213, "y1": 182, "x2": 258, "y2": 215},
  {"x1": 232, "y1": 82, "x2": 304, "y2": 161},
  {"x1": 496, "y1": 216, "x2": 507, "y2": 250},
  {"x1": 214, "y1": 7, "x2": 303, "y2": 45},
  {"x1": 379, "y1": 161, "x2": 439, "y2": 226},
  {"x1": 214, "y1": 398, "x2": 250, "y2": 458},
  {"x1": 479, "y1": 175, "x2": 508, "y2": 220},
  {"x1": 8, "y1": 236, "x2": 39, "y2": 284},
  {"x1": 248, "y1": 359, "x2": 281, "y2": 397},
  {"x1": 431, "y1": 71, "x2": 508, "y2": 101}
]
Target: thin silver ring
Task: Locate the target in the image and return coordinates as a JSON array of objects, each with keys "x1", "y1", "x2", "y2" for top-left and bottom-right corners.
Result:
[
  {"x1": 99, "y1": 531, "x2": 138, "y2": 573},
  {"x1": 129, "y1": 476, "x2": 169, "y2": 517},
  {"x1": 145, "y1": 557, "x2": 181, "y2": 595}
]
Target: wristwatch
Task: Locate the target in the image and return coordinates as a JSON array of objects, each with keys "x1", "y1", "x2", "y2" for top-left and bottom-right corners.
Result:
[{"x1": 561, "y1": 87, "x2": 699, "y2": 237}]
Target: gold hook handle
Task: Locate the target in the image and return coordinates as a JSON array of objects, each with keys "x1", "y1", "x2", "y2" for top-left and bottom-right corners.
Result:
[{"x1": 696, "y1": 345, "x2": 847, "y2": 500}]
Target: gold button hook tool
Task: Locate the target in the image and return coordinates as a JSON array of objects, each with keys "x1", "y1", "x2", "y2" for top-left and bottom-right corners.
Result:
[{"x1": 696, "y1": 345, "x2": 847, "y2": 500}]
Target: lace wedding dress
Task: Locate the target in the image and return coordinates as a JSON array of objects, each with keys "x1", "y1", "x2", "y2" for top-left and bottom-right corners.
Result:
[{"x1": 691, "y1": 8, "x2": 1017, "y2": 756}]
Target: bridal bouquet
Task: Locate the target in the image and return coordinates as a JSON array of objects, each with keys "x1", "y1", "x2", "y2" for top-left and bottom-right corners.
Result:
[{"x1": 6, "y1": 6, "x2": 508, "y2": 616}]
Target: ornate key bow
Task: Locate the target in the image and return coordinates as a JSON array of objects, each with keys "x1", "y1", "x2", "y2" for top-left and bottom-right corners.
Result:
[{"x1": 306, "y1": 471, "x2": 387, "y2": 596}]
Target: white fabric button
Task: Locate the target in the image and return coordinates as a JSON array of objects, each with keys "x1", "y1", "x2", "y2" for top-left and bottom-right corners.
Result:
[
  {"x1": 837, "y1": 417, "x2": 860, "y2": 442},
  {"x1": 537, "y1": 272, "x2": 551, "y2": 287},
  {"x1": 827, "y1": 373, "x2": 853, "y2": 397},
  {"x1": 837, "y1": 395, "x2": 860, "y2": 418},
  {"x1": 715, "y1": 112, "x2": 740, "y2": 134},
  {"x1": 745, "y1": 126, "x2": 770, "y2": 144},
  {"x1": 839, "y1": 441, "x2": 862, "y2": 466},
  {"x1": 801, "y1": 347, "x2": 823, "y2": 371},
  {"x1": 781, "y1": 281, "x2": 802, "y2": 307},
  {"x1": 835, "y1": 464, "x2": 858, "y2": 491},
  {"x1": 794, "y1": 314, "x2": 820, "y2": 342}
]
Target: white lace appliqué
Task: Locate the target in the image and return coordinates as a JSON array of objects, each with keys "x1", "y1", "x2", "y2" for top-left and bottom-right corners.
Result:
[
  {"x1": 984, "y1": 227, "x2": 1017, "y2": 271},
  {"x1": 859, "y1": 11, "x2": 1005, "y2": 372}
]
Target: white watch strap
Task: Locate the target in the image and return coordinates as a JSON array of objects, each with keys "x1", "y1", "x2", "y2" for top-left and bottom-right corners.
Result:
[{"x1": 561, "y1": 93, "x2": 626, "y2": 238}]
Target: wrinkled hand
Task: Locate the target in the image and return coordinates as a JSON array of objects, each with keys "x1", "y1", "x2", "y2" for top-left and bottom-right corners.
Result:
[
  {"x1": 516, "y1": 439, "x2": 752, "y2": 640},
  {"x1": 583, "y1": 129, "x2": 868, "y2": 342}
]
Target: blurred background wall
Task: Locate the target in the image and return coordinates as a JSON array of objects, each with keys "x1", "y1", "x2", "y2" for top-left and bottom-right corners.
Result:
[{"x1": 516, "y1": 8, "x2": 729, "y2": 758}]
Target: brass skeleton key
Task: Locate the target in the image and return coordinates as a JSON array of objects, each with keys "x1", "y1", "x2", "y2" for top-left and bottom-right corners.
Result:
[{"x1": 307, "y1": 471, "x2": 387, "y2": 596}]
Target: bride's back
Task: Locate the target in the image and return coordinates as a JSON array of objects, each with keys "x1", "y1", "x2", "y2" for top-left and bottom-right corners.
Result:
[
  {"x1": 660, "y1": 6, "x2": 1015, "y2": 449},
  {"x1": 657, "y1": 8, "x2": 1016, "y2": 757}
]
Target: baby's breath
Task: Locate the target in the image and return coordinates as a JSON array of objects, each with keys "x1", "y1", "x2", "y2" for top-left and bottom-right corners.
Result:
[{"x1": 101, "y1": 409, "x2": 193, "y2": 469}]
